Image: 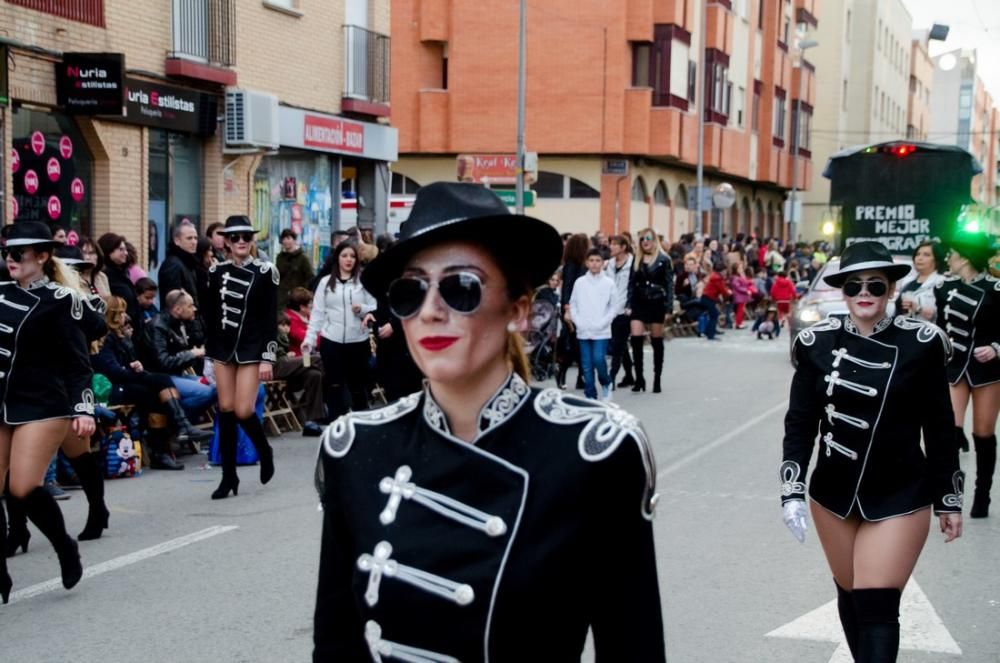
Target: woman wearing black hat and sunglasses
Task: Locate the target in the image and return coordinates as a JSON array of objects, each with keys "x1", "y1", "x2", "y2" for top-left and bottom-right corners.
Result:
[
  {"x1": 934, "y1": 231, "x2": 1000, "y2": 518},
  {"x1": 313, "y1": 182, "x2": 665, "y2": 661},
  {"x1": 0, "y1": 221, "x2": 96, "y2": 603},
  {"x1": 781, "y1": 241, "x2": 962, "y2": 662},
  {"x1": 203, "y1": 216, "x2": 278, "y2": 500}
]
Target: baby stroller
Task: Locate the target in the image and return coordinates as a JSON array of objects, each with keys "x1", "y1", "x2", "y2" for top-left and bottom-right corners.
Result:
[{"x1": 522, "y1": 295, "x2": 559, "y2": 382}]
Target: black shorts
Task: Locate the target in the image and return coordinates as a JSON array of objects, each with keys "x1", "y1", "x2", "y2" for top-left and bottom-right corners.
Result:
[{"x1": 630, "y1": 298, "x2": 668, "y2": 325}]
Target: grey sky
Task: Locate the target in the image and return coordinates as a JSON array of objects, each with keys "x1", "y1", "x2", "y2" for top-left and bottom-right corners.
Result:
[{"x1": 902, "y1": 0, "x2": 1000, "y2": 99}]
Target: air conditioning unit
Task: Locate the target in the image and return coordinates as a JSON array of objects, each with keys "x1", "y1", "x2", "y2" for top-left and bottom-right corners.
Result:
[{"x1": 224, "y1": 89, "x2": 279, "y2": 151}]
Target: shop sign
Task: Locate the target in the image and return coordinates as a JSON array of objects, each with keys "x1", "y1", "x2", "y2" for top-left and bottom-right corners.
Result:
[
  {"x1": 56, "y1": 53, "x2": 125, "y2": 115},
  {"x1": 303, "y1": 115, "x2": 365, "y2": 154},
  {"x1": 47, "y1": 195, "x2": 62, "y2": 220},
  {"x1": 47, "y1": 157, "x2": 61, "y2": 182},
  {"x1": 23, "y1": 169, "x2": 39, "y2": 194},
  {"x1": 71, "y1": 178, "x2": 86, "y2": 202},
  {"x1": 602, "y1": 159, "x2": 629, "y2": 175},
  {"x1": 120, "y1": 77, "x2": 217, "y2": 135},
  {"x1": 456, "y1": 154, "x2": 539, "y2": 185}
]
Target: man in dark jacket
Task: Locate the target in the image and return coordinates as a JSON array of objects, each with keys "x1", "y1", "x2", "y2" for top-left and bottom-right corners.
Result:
[
  {"x1": 276, "y1": 229, "x2": 314, "y2": 310},
  {"x1": 146, "y1": 289, "x2": 216, "y2": 416},
  {"x1": 157, "y1": 222, "x2": 202, "y2": 310}
]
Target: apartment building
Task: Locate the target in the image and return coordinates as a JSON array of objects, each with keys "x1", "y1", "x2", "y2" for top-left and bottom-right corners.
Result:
[
  {"x1": 799, "y1": 0, "x2": 913, "y2": 241},
  {"x1": 907, "y1": 32, "x2": 933, "y2": 141},
  {"x1": 929, "y1": 49, "x2": 999, "y2": 209},
  {"x1": 1, "y1": 0, "x2": 395, "y2": 270},
  {"x1": 390, "y1": 0, "x2": 818, "y2": 241}
]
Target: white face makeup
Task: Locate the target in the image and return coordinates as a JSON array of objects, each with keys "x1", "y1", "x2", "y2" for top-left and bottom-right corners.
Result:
[{"x1": 842, "y1": 269, "x2": 893, "y2": 325}]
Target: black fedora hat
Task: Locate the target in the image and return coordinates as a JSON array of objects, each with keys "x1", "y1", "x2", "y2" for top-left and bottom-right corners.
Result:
[
  {"x1": 361, "y1": 182, "x2": 563, "y2": 297},
  {"x1": 219, "y1": 215, "x2": 258, "y2": 234},
  {"x1": 947, "y1": 231, "x2": 996, "y2": 271},
  {"x1": 54, "y1": 244, "x2": 94, "y2": 268},
  {"x1": 1, "y1": 221, "x2": 56, "y2": 249},
  {"x1": 823, "y1": 241, "x2": 911, "y2": 287}
]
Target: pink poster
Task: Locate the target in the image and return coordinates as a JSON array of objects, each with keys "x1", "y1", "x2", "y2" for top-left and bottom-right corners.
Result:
[
  {"x1": 71, "y1": 178, "x2": 86, "y2": 202},
  {"x1": 10, "y1": 148, "x2": 19, "y2": 174},
  {"x1": 47, "y1": 196, "x2": 62, "y2": 220},
  {"x1": 59, "y1": 135, "x2": 74, "y2": 160},
  {"x1": 23, "y1": 169, "x2": 39, "y2": 194},
  {"x1": 30, "y1": 131, "x2": 45, "y2": 156},
  {"x1": 47, "y1": 157, "x2": 62, "y2": 182}
]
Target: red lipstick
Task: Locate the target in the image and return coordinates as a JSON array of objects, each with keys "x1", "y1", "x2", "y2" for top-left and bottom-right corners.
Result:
[{"x1": 419, "y1": 336, "x2": 459, "y2": 351}]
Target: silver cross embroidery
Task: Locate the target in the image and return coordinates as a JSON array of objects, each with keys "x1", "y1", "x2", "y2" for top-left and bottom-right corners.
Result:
[
  {"x1": 356, "y1": 540, "x2": 475, "y2": 607},
  {"x1": 219, "y1": 286, "x2": 244, "y2": 301},
  {"x1": 380, "y1": 466, "x2": 415, "y2": 525},
  {"x1": 222, "y1": 272, "x2": 251, "y2": 287},
  {"x1": 357, "y1": 541, "x2": 396, "y2": 607},
  {"x1": 946, "y1": 289, "x2": 978, "y2": 306},
  {"x1": 831, "y1": 348, "x2": 891, "y2": 369},
  {"x1": 943, "y1": 305, "x2": 969, "y2": 322},
  {"x1": 945, "y1": 322, "x2": 970, "y2": 338},
  {"x1": 0, "y1": 295, "x2": 29, "y2": 312}
]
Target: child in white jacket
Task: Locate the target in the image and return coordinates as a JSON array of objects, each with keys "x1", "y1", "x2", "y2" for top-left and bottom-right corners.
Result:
[{"x1": 569, "y1": 249, "x2": 616, "y2": 401}]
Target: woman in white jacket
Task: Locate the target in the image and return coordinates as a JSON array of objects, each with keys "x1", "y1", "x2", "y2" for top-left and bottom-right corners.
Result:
[
  {"x1": 303, "y1": 242, "x2": 378, "y2": 420},
  {"x1": 895, "y1": 240, "x2": 945, "y2": 322}
]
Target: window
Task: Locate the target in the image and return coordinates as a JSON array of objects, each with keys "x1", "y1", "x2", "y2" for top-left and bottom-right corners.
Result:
[
  {"x1": 773, "y1": 87, "x2": 787, "y2": 146},
  {"x1": 6, "y1": 0, "x2": 104, "y2": 26},
  {"x1": 910, "y1": 75, "x2": 917, "y2": 93},
  {"x1": 633, "y1": 43, "x2": 653, "y2": 87},
  {"x1": 752, "y1": 81, "x2": 761, "y2": 133},
  {"x1": 793, "y1": 102, "x2": 812, "y2": 152},
  {"x1": 390, "y1": 173, "x2": 421, "y2": 195},
  {"x1": 631, "y1": 177, "x2": 649, "y2": 202},
  {"x1": 758, "y1": 0, "x2": 765, "y2": 30},
  {"x1": 568, "y1": 177, "x2": 599, "y2": 199},
  {"x1": 653, "y1": 181, "x2": 670, "y2": 205},
  {"x1": 736, "y1": 86, "x2": 746, "y2": 128},
  {"x1": 632, "y1": 25, "x2": 691, "y2": 109},
  {"x1": 534, "y1": 171, "x2": 565, "y2": 199},
  {"x1": 705, "y1": 49, "x2": 731, "y2": 123},
  {"x1": 688, "y1": 61, "x2": 697, "y2": 103}
]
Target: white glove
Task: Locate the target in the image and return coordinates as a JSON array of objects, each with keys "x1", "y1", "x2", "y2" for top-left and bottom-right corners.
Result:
[{"x1": 783, "y1": 500, "x2": 809, "y2": 543}]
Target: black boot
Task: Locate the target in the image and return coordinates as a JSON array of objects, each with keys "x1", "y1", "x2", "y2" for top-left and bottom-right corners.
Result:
[
  {"x1": 148, "y1": 427, "x2": 184, "y2": 471},
  {"x1": 971, "y1": 434, "x2": 996, "y2": 518},
  {"x1": 212, "y1": 411, "x2": 240, "y2": 499},
  {"x1": 68, "y1": 452, "x2": 109, "y2": 541},
  {"x1": 556, "y1": 364, "x2": 568, "y2": 390},
  {"x1": 21, "y1": 487, "x2": 82, "y2": 590},
  {"x1": 955, "y1": 425, "x2": 970, "y2": 453},
  {"x1": 238, "y1": 414, "x2": 275, "y2": 485},
  {"x1": 3, "y1": 486, "x2": 30, "y2": 557},
  {"x1": 1, "y1": 501, "x2": 12, "y2": 603},
  {"x1": 164, "y1": 398, "x2": 213, "y2": 446},
  {"x1": 630, "y1": 336, "x2": 646, "y2": 392},
  {"x1": 853, "y1": 587, "x2": 900, "y2": 663},
  {"x1": 835, "y1": 581, "x2": 859, "y2": 661},
  {"x1": 651, "y1": 337, "x2": 664, "y2": 394}
]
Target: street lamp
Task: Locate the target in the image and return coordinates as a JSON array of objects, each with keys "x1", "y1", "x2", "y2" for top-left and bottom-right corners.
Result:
[{"x1": 788, "y1": 38, "x2": 818, "y2": 244}]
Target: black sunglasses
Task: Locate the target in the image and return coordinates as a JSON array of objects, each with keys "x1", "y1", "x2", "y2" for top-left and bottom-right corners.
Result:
[
  {"x1": 388, "y1": 272, "x2": 486, "y2": 319},
  {"x1": 843, "y1": 278, "x2": 888, "y2": 297},
  {"x1": 1, "y1": 248, "x2": 25, "y2": 262},
  {"x1": 228, "y1": 232, "x2": 255, "y2": 243}
]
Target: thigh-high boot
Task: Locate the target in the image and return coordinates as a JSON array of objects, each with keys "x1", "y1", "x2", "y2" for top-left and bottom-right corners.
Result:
[
  {"x1": 971, "y1": 434, "x2": 996, "y2": 518},
  {"x1": 21, "y1": 487, "x2": 82, "y2": 590},
  {"x1": 651, "y1": 337, "x2": 664, "y2": 393},
  {"x1": 238, "y1": 414, "x2": 274, "y2": 485},
  {"x1": 68, "y1": 451, "x2": 109, "y2": 541},
  {"x1": 212, "y1": 411, "x2": 240, "y2": 499},
  {"x1": 629, "y1": 336, "x2": 646, "y2": 392},
  {"x1": 853, "y1": 587, "x2": 901, "y2": 663}
]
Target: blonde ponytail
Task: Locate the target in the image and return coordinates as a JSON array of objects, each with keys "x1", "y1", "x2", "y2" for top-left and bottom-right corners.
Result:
[
  {"x1": 506, "y1": 331, "x2": 530, "y2": 382},
  {"x1": 44, "y1": 256, "x2": 81, "y2": 291}
]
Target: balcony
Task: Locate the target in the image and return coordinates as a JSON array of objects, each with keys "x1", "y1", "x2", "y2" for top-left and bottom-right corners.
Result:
[
  {"x1": 166, "y1": 0, "x2": 237, "y2": 86},
  {"x1": 343, "y1": 25, "x2": 391, "y2": 118}
]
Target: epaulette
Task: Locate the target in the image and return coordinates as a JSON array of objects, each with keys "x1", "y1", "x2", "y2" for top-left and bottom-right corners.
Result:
[
  {"x1": 794, "y1": 316, "x2": 842, "y2": 349},
  {"x1": 534, "y1": 389, "x2": 658, "y2": 520},
  {"x1": 893, "y1": 316, "x2": 953, "y2": 362},
  {"x1": 48, "y1": 283, "x2": 84, "y2": 321},
  {"x1": 253, "y1": 259, "x2": 280, "y2": 285}
]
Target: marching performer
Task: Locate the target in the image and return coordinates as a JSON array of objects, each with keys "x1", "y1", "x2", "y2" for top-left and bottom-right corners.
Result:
[
  {"x1": 934, "y1": 231, "x2": 1000, "y2": 518},
  {"x1": 313, "y1": 183, "x2": 665, "y2": 661},
  {"x1": 203, "y1": 216, "x2": 278, "y2": 500},
  {"x1": 781, "y1": 241, "x2": 962, "y2": 662},
  {"x1": 0, "y1": 221, "x2": 95, "y2": 602}
]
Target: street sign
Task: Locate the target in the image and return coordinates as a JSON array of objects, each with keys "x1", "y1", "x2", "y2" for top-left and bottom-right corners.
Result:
[
  {"x1": 602, "y1": 158, "x2": 629, "y2": 175},
  {"x1": 686, "y1": 185, "x2": 713, "y2": 211},
  {"x1": 456, "y1": 153, "x2": 538, "y2": 185},
  {"x1": 493, "y1": 189, "x2": 536, "y2": 208}
]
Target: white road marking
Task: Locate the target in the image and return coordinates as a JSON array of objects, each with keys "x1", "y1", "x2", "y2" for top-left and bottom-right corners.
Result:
[
  {"x1": 765, "y1": 578, "x2": 962, "y2": 660},
  {"x1": 657, "y1": 400, "x2": 789, "y2": 479},
  {"x1": 5, "y1": 525, "x2": 239, "y2": 604}
]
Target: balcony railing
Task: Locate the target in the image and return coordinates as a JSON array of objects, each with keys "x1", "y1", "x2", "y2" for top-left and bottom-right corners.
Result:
[
  {"x1": 343, "y1": 24, "x2": 390, "y2": 105},
  {"x1": 171, "y1": 0, "x2": 236, "y2": 68}
]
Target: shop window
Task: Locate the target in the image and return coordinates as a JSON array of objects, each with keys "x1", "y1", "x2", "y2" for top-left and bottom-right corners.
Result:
[
  {"x1": 534, "y1": 171, "x2": 565, "y2": 198},
  {"x1": 147, "y1": 129, "x2": 203, "y2": 270},
  {"x1": 390, "y1": 173, "x2": 421, "y2": 195},
  {"x1": 256, "y1": 152, "x2": 334, "y2": 266},
  {"x1": 568, "y1": 177, "x2": 599, "y2": 199},
  {"x1": 6, "y1": 0, "x2": 104, "y2": 27},
  {"x1": 631, "y1": 177, "x2": 648, "y2": 203},
  {"x1": 653, "y1": 181, "x2": 669, "y2": 205},
  {"x1": 11, "y1": 107, "x2": 92, "y2": 237}
]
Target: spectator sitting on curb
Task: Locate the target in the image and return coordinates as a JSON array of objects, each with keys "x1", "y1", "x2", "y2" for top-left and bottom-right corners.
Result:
[{"x1": 135, "y1": 277, "x2": 159, "y2": 324}]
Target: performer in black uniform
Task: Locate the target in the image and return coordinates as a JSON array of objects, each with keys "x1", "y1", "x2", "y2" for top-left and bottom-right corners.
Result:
[
  {"x1": 935, "y1": 231, "x2": 1000, "y2": 518},
  {"x1": 781, "y1": 242, "x2": 963, "y2": 663},
  {"x1": 313, "y1": 183, "x2": 665, "y2": 662},
  {"x1": 628, "y1": 228, "x2": 673, "y2": 393},
  {"x1": 0, "y1": 222, "x2": 95, "y2": 603},
  {"x1": 203, "y1": 216, "x2": 278, "y2": 499}
]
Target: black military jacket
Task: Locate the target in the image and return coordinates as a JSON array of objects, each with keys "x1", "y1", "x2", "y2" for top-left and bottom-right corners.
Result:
[
  {"x1": 204, "y1": 259, "x2": 279, "y2": 364},
  {"x1": 782, "y1": 316, "x2": 962, "y2": 520},
  {"x1": 934, "y1": 273, "x2": 1000, "y2": 387},
  {"x1": 314, "y1": 373, "x2": 665, "y2": 662},
  {"x1": 0, "y1": 279, "x2": 94, "y2": 424}
]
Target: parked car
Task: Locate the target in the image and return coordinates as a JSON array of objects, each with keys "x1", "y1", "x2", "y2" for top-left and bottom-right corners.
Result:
[{"x1": 788, "y1": 255, "x2": 914, "y2": 358}]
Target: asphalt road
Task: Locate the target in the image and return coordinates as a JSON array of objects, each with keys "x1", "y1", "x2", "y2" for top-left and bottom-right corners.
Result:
[{"x1": 2, "y1": 329, "x2": 997, "y2": 662}]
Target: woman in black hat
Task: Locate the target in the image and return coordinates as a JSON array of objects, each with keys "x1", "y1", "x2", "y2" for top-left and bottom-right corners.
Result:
[
  {"x1": 781, "y1": 241, "x2": 962, "y2": 662},
  {"x1": 934, "y1": 231, "x2": 1000, "y2": 518},
  {"x1": 203, "y1": 216, "x2": 278, "y2": 500},
  {"x1": 0, "y1": 221, "x2": 95, "y2": 602},
  {"x1": 313, "y1": 182, "x2": 665, "y2": 661}
]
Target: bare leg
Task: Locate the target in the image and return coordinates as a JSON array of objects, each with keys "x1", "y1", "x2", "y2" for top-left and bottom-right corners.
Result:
[
  {"x1": 970, "y1": 382, "x2": 1000, "y2": 437},
  {"x1": 950, "y1": 381, "x2": 972, "y2": 452},
  {"x1": 811, "y1": 500, "x2": 863, "y2": 659}
]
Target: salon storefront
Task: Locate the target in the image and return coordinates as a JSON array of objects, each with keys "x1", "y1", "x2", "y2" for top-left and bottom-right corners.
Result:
[{"x1": 252, "y1": 107, "x2": 397, "y2": 268}]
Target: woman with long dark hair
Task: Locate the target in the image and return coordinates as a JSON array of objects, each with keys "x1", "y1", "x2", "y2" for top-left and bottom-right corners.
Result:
[
  {"x1": 555, "y1": 233, "x2": 589, "y2": 389},
  {"x1": 302, "y1": 241, "x2": 377, "y2": 420},
  {"x1": 203, "y1": 216, "x2": 278, "y2": 500},
  {"x1": 782, "y1": 241, "x2": 962, "y2": 662},
  {"x1": 934, "y1": 231, "x2": 1000, "y2": 517},
  {"x1": 629, "y1": 228, "x2": 673, "y2": 392},
  {"x1": 0, "y1": 221, "x2": 95, "y2": 602},
  {"x1": 895, "y1": 240, "x2": 945, "y2": 322},
  {"x1": 313, "y1": 183, "x2": 665, "y2": 660}
]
